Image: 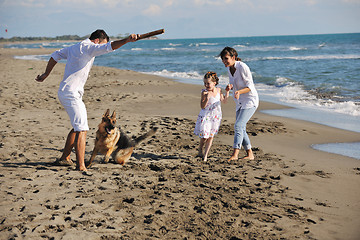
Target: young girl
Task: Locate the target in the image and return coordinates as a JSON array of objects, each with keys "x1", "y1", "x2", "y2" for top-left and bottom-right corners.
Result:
[
  {"x1": 220, "y1": 47, "x2": 259, "y2": 161},
  {"x1": 194, "y1": 72, "x2": 230, "y2": 162}
]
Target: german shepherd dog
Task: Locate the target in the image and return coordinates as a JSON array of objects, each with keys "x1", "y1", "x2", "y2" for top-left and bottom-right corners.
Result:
[{"x1": 86, "y1": 109, "x2": 157, "y2": 167}]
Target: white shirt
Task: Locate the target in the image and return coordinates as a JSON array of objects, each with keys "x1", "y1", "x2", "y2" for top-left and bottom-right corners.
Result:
[
  {"x1": 51, "y1": 39, "x2": 114, "y2": 97},
  {"x1": 228, "y1": 61, "x2": 259, "y2": 110}
]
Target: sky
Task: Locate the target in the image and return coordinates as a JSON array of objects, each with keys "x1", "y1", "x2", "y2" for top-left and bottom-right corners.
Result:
[{"x1": 0, "y1": 0, "x2": 359, "y2": 39}]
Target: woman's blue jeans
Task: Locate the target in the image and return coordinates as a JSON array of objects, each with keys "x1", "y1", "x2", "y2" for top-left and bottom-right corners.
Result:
[{"x1": 233, "y1": 106, "x2": 257, "y2": 150}]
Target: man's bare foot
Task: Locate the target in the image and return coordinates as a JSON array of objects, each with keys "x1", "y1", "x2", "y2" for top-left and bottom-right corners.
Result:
[
  {"x1": 82, "y1": 171, "x2": 93, "y2": 176},
  {"x1": 76, "y1": 166, "x2": 87, "y2": 171}
]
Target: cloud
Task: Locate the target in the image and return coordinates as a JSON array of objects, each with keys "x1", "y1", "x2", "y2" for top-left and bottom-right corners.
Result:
[
  {"x1": 194, "y1": 0, "x2": 234, "y2": 6},
  {"x1": 1, "y1": 0, "x2": 46, "y2": 7},
  {"x1": 342, "y1": 0, "x2": 360, "y2": 3},
  {"x1": 164, "y1": 0, "x2": 174, "y2": 7},
  {"x1": 305, "y1": 0, "x2": 317, "y2": 5},
  {"x1": 0, "y1": 0, "x2": 126, "y2": 8},
  {"x1": 142, "y1": 4, "x2": 162, "y2": 16},
  {"x1": 140, "y1": 0, "x2": 177, "y2": 16}
]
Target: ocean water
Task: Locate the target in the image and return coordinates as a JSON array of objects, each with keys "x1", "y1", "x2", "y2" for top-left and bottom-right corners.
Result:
[
  {"x1": 312, "y1": 142, "x2": 360, "y2": 160},
  {"x1": 8, "y1": 33, "x2": 360, "y2": 159}
]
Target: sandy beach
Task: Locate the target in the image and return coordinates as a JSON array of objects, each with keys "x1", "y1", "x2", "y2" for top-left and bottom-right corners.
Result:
[{"x1": 0, "y1": 47, "x2": 359, "y2": 240}]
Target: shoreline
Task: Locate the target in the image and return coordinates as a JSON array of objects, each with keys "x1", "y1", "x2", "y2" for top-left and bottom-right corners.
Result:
[
  {"x1": 0, "y1": 39, "x2": 79, "y2": 47},
  {"x1": 1, "y1": 47, "x2": 360, "y2": 239}
]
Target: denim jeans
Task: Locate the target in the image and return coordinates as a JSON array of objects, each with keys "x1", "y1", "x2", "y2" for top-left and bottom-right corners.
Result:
[{"x1": 233, "y1": 106, "x2": 257, "y2": 150}]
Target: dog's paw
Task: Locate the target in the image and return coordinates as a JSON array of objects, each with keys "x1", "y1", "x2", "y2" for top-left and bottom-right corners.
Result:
[{"x1": 102, "y1": 158, "x2": 110, "y2": 164}]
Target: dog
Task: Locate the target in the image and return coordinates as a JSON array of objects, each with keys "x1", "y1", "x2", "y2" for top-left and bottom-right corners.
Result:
[{"x1": 86, "y1": 109, "x2": 157, "y2": 167}]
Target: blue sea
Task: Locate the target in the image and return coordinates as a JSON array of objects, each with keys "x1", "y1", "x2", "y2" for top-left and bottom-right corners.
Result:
[{"x1": 7, "y1": 33, "x2": 360, "y2": 159}]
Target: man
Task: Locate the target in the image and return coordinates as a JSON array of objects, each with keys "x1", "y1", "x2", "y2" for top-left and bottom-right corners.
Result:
[{"x1": 36, "y1": 29, "x2": 139, "y2": 171}]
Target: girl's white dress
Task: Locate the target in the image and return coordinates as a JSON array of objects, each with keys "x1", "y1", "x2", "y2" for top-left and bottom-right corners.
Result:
[{"x1": 194, "y1": 89, "x2": 222, "y2": 138}]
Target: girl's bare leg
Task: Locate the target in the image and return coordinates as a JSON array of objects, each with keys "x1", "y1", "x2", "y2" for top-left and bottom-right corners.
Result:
[
  {"x1": 203, "y1": 137, "x2": 214, "y2": 162},
  {"x1": 197, "y1": 138, "x2": 206, "y2": 158},
  {"x1": 228, "y1": 148, "x2": 240, "y2": 161}
]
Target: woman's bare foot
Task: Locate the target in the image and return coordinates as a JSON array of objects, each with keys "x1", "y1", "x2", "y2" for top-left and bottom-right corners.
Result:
[
  {"x1": 228, "y1": 148, "x2": 240, "y2": 162},
  {"x1": 240, "y1": 155, "x2": 254, "y2": 160},
  {"x1": 228, "y1": 155, "x2": 238, "y2": 161},
  {"x1": 240, "y1": 149, "x2": 254, "y2": 160}
]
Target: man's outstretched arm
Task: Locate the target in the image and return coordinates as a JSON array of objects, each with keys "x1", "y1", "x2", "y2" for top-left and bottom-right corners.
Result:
[
  {"x1": 35, "y1": 57, "x2": 57, "y2": 82},
  {"x1": 111, "y1": 34, "x2": 139, "y2": 50}
]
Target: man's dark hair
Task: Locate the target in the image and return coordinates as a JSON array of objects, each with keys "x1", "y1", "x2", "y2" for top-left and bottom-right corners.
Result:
[{"x1": 89, "y1": 29, "x2": 109, "y2": 42}]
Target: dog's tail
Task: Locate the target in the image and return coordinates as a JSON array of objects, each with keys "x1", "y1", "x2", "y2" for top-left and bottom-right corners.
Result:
[{"x1": 134, "y1": 127, "x2": 158, "y2": 146}]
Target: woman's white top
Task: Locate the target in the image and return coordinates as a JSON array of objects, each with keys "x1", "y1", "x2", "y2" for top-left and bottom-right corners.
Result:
[{"x1": 227, "y1": 61, "x2": 259, "y2": 110}]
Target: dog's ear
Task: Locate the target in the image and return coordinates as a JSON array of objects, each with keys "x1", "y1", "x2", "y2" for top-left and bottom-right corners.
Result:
[
  {"x1": 111, "y1": 111, "x2": 116, "y2": 119},
  {"x1": 104, "y1": 109, "x2": 110, "y2": 117}
]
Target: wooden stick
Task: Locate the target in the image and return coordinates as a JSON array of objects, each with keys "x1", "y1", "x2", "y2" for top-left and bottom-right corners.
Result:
[{"x1": 138, "y1": 29, "x2": 165, "y2": 40}]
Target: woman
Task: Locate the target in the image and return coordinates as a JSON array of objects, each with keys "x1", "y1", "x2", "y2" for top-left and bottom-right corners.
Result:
[{"x1": 220, "y1": 47, "x2": 259, "y2": 161}]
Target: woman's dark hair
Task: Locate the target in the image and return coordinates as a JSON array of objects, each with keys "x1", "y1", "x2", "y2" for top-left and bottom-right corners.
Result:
[
  {"x1": 220, "y1": 46, "x2": 241, "y2": 61},
  {"x1": 89, "y1": 29, "x2": 110, "y2": 42},
  {"x1": 204, "y1": 71, "x2": 219, "y2": 85}
]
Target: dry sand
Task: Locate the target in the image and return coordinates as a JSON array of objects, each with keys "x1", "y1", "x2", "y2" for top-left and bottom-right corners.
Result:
[{"x1": 0, "y1": 47, "x2": 359, "y2": 240}]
